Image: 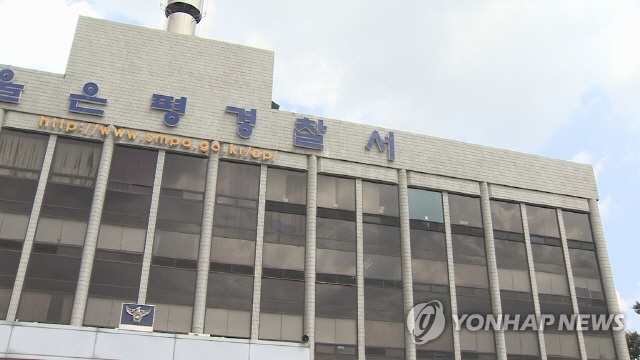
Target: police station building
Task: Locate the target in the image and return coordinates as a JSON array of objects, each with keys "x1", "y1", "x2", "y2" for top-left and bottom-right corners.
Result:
[{"x1": 0, "y1": 2, "x2": 630, "y2": 360}]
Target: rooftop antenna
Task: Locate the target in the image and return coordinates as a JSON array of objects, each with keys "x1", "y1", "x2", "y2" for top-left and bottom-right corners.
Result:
[{"x1": 164, "y1": 0, "x2": 203, "y2": 36}]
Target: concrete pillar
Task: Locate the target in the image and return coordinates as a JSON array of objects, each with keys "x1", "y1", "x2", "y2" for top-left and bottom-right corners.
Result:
[
  {"x1": 557, "y1": 210, "x2": 588, "y2": 360},
  {"x1": 191, "y1": 153, "x2": 219, "y2": 333},
  {"x1": 305, "y1": 155, "x2": 318, "y2": 358},
  {"x1": 355, "y1": 179, "x2": 366, "y2": 360},
  {"x1": 398, "y1": 170, "x2": 416, "y2": 360},
  {"x1": 479, "y1": 183, "x2": 506, "y2": 360},
  {"x1": 520, "y1": 204, "x2": 548, "y2": 360},
  {"x1": 442, "y1": 192, "x2": 461, "y2": 360},
  {"x1": 588, "y1": 199, "x2": 630, "y2": 360},
  {"x1": 6, "y1": 135, "x2": 57, "y2": 321},
  {"x1": 137, "y1": 150, "x2": 165, "y2": 304},
  {"x1": 70, "y1": 134, "x2": 115, "y2": 326},
  {"x1": 250, "y1": 165, "x2": 268, "y2": 339}
]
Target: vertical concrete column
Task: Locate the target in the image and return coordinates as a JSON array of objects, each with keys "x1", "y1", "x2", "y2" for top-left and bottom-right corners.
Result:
[
  {"x1": 520, "y1": 204, "x2": 547, "y2": 359},
  {"x1": 442, "y1": 192, "x2": 461, "y2": 360},
  {"x1": 192, "y1": 153, "x2": 219, "y2": 333},
  {"x1": 250, "y1": 165, "x2": 268, "y2": 339},
  {"x1": 397, "y1": 170, "x2": 416, "y2": 360},
  {"x1": 0, "y1": 109, "x2": 4, "y2": 126},
  {"x1": 305, "y1": 155, "x2": 318, "y2": 358},
  {"x1": 137, "y1": 150, "x2": 165, "y2": 304},
  {"x1": 557, "y1": 210, "x2": 588, "y2": 360},
  {"x1": 479, "y1": 183, "x2": 506, "y2": 360},
  {"x1": 355, "y1": 179, "x2": 366, "y2": 360},
  {"x1": 70, "y1": 134, "x2": 115, "y2": 326},
  {"x1": 6, "y1": 135, "x2": 57, "y2": 321},
  {"x1": 588, "y1": 199, "x2": 631, "y2": 360}
]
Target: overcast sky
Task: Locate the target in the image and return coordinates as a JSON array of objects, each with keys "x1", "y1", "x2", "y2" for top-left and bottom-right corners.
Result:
[{"x1": 1, "y1": 0, "x2": 639, "y2": 329}]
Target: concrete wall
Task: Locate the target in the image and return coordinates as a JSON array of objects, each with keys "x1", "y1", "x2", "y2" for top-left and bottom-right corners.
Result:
[
  {"x1": 0, "y1": 321, "x2": 309, "y2": 360},
  {"x1": 1, "y1": 17, "x2": 598, "y2": 201}
]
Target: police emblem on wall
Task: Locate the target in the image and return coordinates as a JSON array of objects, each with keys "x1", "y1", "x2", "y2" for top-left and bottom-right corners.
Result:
[{"x1": 119, "y1": 303, "x2": 155, "y2": 332}]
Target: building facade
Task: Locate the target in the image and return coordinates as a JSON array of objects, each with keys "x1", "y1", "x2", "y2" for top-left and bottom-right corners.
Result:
[{"x1": 0, "y1": 14, "x2": 629, "y2": 360}]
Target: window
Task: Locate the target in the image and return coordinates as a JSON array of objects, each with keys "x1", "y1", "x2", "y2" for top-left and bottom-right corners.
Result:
[
  {"x1": 85, "y1": 146, "x2": 157, "y2": 328},
  {"x1": 459, "y1": 328, "x2": 496, "y2": 360},
  {"x1": 317, "y1": 175, "x2": 355, "y2": 211},
  {"x1": 414, "y1": 284, "x2": 454, "y2": 355},
  {"x1": 148, "y1": 153, "x2": 207, "y2": 333},
  {"x1": 317, "y1": 217, "x2": 356, "y2": 278},
  {"x1": 261, "y1": 168, "x2": 307, "y2": 342},
  {"x1": 584, "y1": 333, "x2": 616, "y2": 360},
  {"x1": 453, "y1": 234, "x2": 492, "y2": 316},
  {"x1": 206, "y1": 161, "x2": 260, "y2": 337},
  {"x1": 204, "y1": 272, "x2": 253, "y2": 338},
  {"x1": 19, "y1": 138, "x2": 101, "y2": 325},
  {"x1": 0, "y1": 129, "x2": 48, "y2": 320},
  {"x1": 544, "y1": 332, "x2": 580, "y2": 359},
  {"x1": 562, "y1": 211, "x2": 593, "y2": 243},
  {"x1": 526, "y1": 205, "x2": 559, "y2": 239},
  {"x1": 266, "y1": 168, "x2": 306, "y2": 205},
  {"x1": 490, "y1": 200, "x2": 523, "y2": 238},
  {"x1": 364, "y1": 223, "x2": 401, "y2": 281},
  {"x1": 263, "y1": 211, "x2": 306, "y2": 271},
  {"x1": 495, "y1": 239, "x2": 534, "y2": 321},
  {"x1": 259, "y1": 278, "x2": 304, "y2": 342},
  {"x1": 365, "y1": 284, "x2": 405, "y2": 351},
  {"x1": 363, "y1": 181, "x2": 399, "y2": 217},
  {"x1": 504, "y1": 331, "x2": 539, "y2": 358},
  {"x1": 570, "y1": 248, "x2": 607, "y2": 319},
  {"x1": 448, "y1": 194, "x2": 483, "y2": 229},
  {"x1": 316, "y1": 283, "x2": 357, "y2": 346},
  {"x1": 532, "y1": 242, "x2": 572, "y2": 317},
  {"x1": 408, "y1": 188, "x2": 443, "y2": 223}
]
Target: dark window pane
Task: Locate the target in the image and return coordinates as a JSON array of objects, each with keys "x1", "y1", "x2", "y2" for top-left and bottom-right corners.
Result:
[
  {"x1": 88, "y1": 259, "x2": 141, "y2": 299},
  {"x1": 216, "y1": 161, "x2": 260, "y2": 200},
  {"x1": 212, "y1": 204, "x2": 258, "y2": 238},
  {"x1": 318, "y1": 175, "x2": 355, "y2": 211},
  {"x1": 526, "y1": 205, "x2": 559, "y2": 238},
  {"x1": 452, "y1": 234, "x2": 486, "y2": 265},
  {"x1": 317, "y1": 217, "x2": 356, "y2": 250},
  {"x1": 408, "y1": 188, "x2": 443, "y2": 223},
  {"x1": 410, "y1": 229, "x2": 446, "y2": 260},
  {"x1": 264, "y1": 211, "x2": 306, "y2": 244},
  {"x1": 449, "y1": 194, "x2": 483, "y2": 228},
  {"x1": 363, "y1": 181, "x2": 399, "y2": 217},
  {"x1": 490, "y1": 200, "x2": 523, "y2": 233},
  {"x1": 19, "y1": 252, "x2": 82, "y2": 324},
  {"x1": 266, "y1": 168, "x2": 307, "y2": 205},
  {"x1": 0, "y1": 129, "x2": 48, "y2": 177},
  {"x1": 206, "y1": 272, "x2": 253, "y2": 311},
  {"x1": 316, "y1": 283, "x2": 357, "y2": 318},
  {"x1": 365, "y1": 285, "x2": 404, "y2": 322},
  {"x1": 0, "y1": 249, "x2": 21, "y2": 319},
  {"x1": 531, "y1": 244, "x2": 565, "y2": 274},
  {"x1": 147, "y1": 266, "x2": 196, "y2": 306},
  {"x1": 562, "y1": 211, "x2": 593, "y2": 242},
  {"x1": 161, "y1": 153, "x2": 207, "y2": 192},
  {"x1": 260, "y1": 277, "x2": 304, "y2": 314},
  {"x1": 495, "y1": 239, "x2": 528, "y2": 270},
  {"x1": 107, "y1": 146, "x2": 157, "y2": 188},
  {"x1": 364, "y1": 223, "x2": 401, "y2": 281},
  {"x1": 569, "y1": 248, "x2": 600, "y2": 278},
  {"x1": 49, "y1": 138, "x2": 102, "y2": 186}
]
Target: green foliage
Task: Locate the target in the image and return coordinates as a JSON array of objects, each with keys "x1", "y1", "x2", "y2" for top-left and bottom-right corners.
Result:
[
  {"x1": 629, "y1": 331, "x2": 640, "y2": 360},
  {"x1": 628, "y1": 301, "x2": 640, "y2": 359}
]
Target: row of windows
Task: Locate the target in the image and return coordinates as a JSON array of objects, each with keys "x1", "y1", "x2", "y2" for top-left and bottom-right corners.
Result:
[{"x1": 0, "y1": 130, "x2": 613, "y2": 359}]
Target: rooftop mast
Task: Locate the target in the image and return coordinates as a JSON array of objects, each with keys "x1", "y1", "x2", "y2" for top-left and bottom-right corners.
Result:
[{"x1": 164, "y1": 0, "x2": 203, "y2": 36}]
